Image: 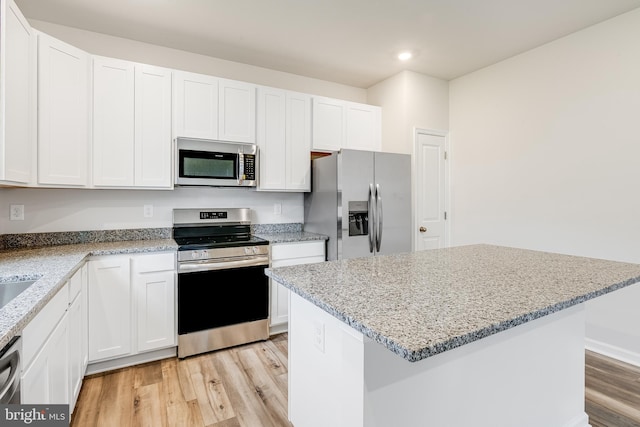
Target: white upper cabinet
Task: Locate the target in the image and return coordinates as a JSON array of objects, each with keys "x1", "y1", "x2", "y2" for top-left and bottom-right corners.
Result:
[
  {"x1": 93, "y1": 57, "x2": 135, "y2": 186},
  {"x1": 312, "y1": 96, "x2": 381, "y2": 152},
  {"x1": 174, "y1": 72, "x2": 256, "y2": 143},
  {"x1": 0, "y1": 0, "x2": 35, "y2": 184},
  {"x1": 173, "y1": 70, "x2": 218, "y2": 140},
  {"x1": 218, "y1": 78, "x2": 256, "y2": 143},
  {"x1": 134, "y1": 64, "x2": 172, "y2": 188},
  {"x1": 257, "y1": 87, "x2": 311, "y2": 192},
  {"x1": 93, "y1": 57, "x2": 172, "y2": 188},
  {"x1": 345, "y1": 102, "x2": 381, "y2": 152},
  {"x1": 312, "y1": 97, "x2": 345, "y2": 152},
  {"x1": 37, "y1": 32, "x2": 90, "y2": 186}
]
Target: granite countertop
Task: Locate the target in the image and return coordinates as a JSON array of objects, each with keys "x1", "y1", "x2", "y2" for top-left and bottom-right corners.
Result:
[
  {"x1": 255, "y1": 231, "x2": 328, "y2": 244},
  {"x1": 265, "y1": 244, "x2": 640, "y2": 362},
  {"x1": 0, "y1": 239, "x2": 177, "y2": 349}
]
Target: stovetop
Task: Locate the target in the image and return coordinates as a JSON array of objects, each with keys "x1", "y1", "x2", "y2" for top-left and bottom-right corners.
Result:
[{"x1": 174, "y1": 234, "x2": 268, "y2": 251}]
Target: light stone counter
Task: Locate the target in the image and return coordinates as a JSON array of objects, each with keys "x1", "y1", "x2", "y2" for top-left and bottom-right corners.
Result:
[
  {"x1": 266, "y1": 244, "x2": 640, "y2": 362},
  {"x1": 254, "y1": 231, "x2": 328, "y2": 244},
  {"x1": 0, "y1": 239, "x2": 177, "y2": 349}
]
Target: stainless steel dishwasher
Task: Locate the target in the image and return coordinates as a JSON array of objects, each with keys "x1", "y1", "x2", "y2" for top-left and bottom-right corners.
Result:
[{"x1": 0, "y1": 336, "x2": 21, "y2": 404}]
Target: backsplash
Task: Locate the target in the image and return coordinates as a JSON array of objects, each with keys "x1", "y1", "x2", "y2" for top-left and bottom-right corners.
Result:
[
  {"x1": 0, "y1": 228, "x2": 172, "y2": 250},
  {"x1": 0, "y1": 223, "x2": 304, "y2": 250}
]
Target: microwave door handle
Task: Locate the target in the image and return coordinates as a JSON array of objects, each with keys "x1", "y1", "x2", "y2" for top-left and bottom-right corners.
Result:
[{"x1": 238, "y1": 153, "x2": 244, "y2": 184}]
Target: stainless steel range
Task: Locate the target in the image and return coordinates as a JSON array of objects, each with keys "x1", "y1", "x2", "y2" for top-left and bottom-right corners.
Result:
[{"x1": 173, "y1": 208, "x2": 270, "y2": 358}]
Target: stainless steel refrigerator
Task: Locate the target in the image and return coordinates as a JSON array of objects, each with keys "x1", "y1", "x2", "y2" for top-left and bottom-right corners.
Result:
[{"x1": 304, "y1": 149, "x2": 411, "y2": 260}]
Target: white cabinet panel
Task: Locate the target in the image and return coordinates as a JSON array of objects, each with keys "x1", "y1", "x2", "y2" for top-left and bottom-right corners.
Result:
[
  {"x1": 37, "y1": 32, "x2": 90, "y2": 186},
  {"x1": 135, "y1": 64, "x2": 172, "y2": 188},
  {"x1": 0, "y1": 0, "x2": 35, "y2": 183},
  {"x1": 68, "y1": 291, "x2": 83, "y2": 410},
  {"x1": 270, "y1": 241, "x2": 325, "y2": 331},
  {"x1": 345, "y1": 102, "x2": 381, "y2": 152},
  {"x1": 312, "y1": 97, "x2": 381, "y2": 153},
  {"x1": 92, "y1": 57, "x2": 135, "y2": 186},
  {"x1": 134, "y1": 270, "x2": 176, "y2": 353},
  {"x1": 219, "y1": 78, "x2": 256, "y2": 143},
  {"x1": 257, "y1": 88, "x2": 310, "y2": 192},
  {"x1": 22, "y1": 311, "x2": 69, "y2": 405},
  {"x1": 173, "y1": 71, "x2": 218, "y2": 139},
  {"x1": 88, "y1": 256, "x2": 131, "y2": 361},
  {"x1": 257, "y1": 87, "x2": 287, "y2": 189},
  {"x1": 312, "y1": 97, "x2": 345, "y2": 152}
]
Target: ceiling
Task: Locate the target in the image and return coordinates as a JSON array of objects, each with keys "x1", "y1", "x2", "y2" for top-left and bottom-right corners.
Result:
[{"x1": 16, "y1": 0, "x2": 640, "y2": 88}]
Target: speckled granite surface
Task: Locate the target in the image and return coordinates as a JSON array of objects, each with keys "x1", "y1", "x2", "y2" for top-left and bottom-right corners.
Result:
[
  {"x1": 0, "y1": 239, "x2": 177, "y2": 349},
  {"x1": 266, "y1": 244, "x2": 640, "y2": 362},
  {"x1": 1, "y1": 228, "x2": 172, "y2": 250},
  {"x1": 255, "y1": 231, "x2": 328, "y2": 244},
  {"x1": 251, "y1": 223, "x2": 303, "y2": 234}
]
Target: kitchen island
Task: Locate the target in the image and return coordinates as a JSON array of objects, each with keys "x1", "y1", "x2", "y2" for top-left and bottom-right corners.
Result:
[{"x1": 265, "y1": 244, "x2": 640, "y2": 427}]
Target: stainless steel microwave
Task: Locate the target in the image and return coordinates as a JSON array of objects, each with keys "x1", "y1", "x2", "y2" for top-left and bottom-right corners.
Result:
[{"x1": 175, "y1": 138, "x2": 257, "y2": 187}]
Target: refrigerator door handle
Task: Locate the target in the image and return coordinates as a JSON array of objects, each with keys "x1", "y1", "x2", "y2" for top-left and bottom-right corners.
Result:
[
  {"x1": 368, "y1": 183, "x2": 375, "y2": 253},
  {"x1": 375, "y1": 183, "x2": 383, "y2": 252}
]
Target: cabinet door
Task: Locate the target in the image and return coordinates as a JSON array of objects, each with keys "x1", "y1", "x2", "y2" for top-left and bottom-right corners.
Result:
[
  {"x1": 88, "y1": 257, "x2": 131, "y2": 361},
  {"x1": 0, "y1": 0, "x2": 34, "y2": 183},
  {"x1": 135, "y1": 270, "x2": 176, "y2": 353},
  {"x1": 81, "y1": 264, "x2": 88, "y2": 372},
  {"x1": 37, "y1": 32, "x2": 89, "y2": 186},
  {"x1": 270, "y1": 241, "x2": 326, "y2": 329},
  {"x1": 286, "y1": 92, "x2": 311, "y2": 191},
  {"x1": 135, "y1": 64, "x2": 172, "y2": 188},
  {"x1": 173, "y1": 71, "x2": 218, "y2": 139},
  {"x1": 219, "y1": 78, "x2": 256, "y2": 143},
  {"x1": 345, "y1": 102, "x2": 381, "y2": 152},
  {"x1": 92, "y1": 57, "x2": 135, "y2": 187},
  {"x1": 312, "y1": 97, "x2": 345, "y2": 151},
  {"x1": 257, "y1": 87, "x2": 286, "y2": 190},
  {"x1": 22, "y1": 312, "x2": 69, "y2": 405},
  {"x1": 68, "y1": 292, "x2": 83, "y2": 411}
]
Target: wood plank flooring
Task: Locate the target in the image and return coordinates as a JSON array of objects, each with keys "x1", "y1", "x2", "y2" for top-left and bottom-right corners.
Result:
[
  {"x1": 71, "y1": 336, "x2": 640, "y2": 427},
  {"x1": 71, "y1": 333, "x2": 291, "y2": 427},
  {"x1": 585, "y1": 350, "x2": 640, "y2": 427}
]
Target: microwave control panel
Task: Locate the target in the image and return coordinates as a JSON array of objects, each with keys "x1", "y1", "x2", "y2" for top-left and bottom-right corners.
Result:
[{"x1": 244, "y1": 155, "x2": 256, "y2": 180}]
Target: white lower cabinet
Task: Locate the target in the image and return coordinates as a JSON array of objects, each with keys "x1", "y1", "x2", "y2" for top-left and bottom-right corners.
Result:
[
  {"x1": 88, "y1": 252, "x2": 176, "y2": 365},
  {"x1": 21, "y1": 265, "x2": 87, "y2": 412},
  {"x1": 269, "y1": 241, "x2": 325, "y2": 333}
]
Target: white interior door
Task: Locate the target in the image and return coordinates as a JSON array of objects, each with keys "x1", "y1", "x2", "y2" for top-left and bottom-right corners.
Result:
[{"x1": 415, "y1": 130, "x2": 448, "y2": 250}]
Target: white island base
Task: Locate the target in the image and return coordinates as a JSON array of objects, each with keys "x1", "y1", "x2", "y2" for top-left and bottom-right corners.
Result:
[{"x1": 289, "y1": 293, "x2": 590, "y2": 427}]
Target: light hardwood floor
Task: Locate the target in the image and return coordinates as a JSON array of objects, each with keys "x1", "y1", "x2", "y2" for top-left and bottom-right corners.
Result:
[
  {"x1": 71, "y1": 336, "x2": 640, "y2": 427},
  {"x1": 585, "y1": 350, "x2": 640, "y2": 427}
]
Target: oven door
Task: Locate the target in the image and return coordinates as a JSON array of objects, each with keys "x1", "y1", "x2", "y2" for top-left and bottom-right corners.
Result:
[{"x1": 178, "y1": 264, "x2": 268, "y2": 335}]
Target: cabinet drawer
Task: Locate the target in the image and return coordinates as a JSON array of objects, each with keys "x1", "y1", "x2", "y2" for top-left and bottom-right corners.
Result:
[
  {"x1": 22, "y1": 282, "x2": 69, "y2": 367},
  {"x1": 272, "y1": 255, "x2": 325, "y2": 268},
  {"x1": 131, "y1": 252, "x2": 175, "y2": 273},
  {"x1": 271, "y1": 241, "x2": 325, "y2": 261}
]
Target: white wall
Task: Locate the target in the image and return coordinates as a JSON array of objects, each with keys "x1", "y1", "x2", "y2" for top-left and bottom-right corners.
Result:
[
  {"x1": 367, "y1": 70, "x2": 449, "y2": 154},
  {"x1": 449, "y1": 8, "x2": 640, "y2": 365},
  {"x1": 30, "y1": 20, "x2": 367, "y2": 103},
  {"x1": 0, "y1": 187, "x2": 302, "y2": 233}
]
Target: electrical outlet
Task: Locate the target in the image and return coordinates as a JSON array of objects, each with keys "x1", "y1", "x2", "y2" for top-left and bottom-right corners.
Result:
[
  {"x1": 10, "y1": 205, "x2": 24, "y2": 221},
  {"x1": 143, "y1": 205, "x2": 153, "y2": 218},
  {"x1": 273, "y1": 203, "x2": 282, "y2": 215}
]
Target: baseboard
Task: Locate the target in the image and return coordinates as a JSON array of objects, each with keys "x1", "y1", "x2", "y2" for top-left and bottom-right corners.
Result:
[
  {"x1": 269, "y1": 322, "x2": 288, "y2": 336},
  {"x1": 585, "y1": 338, "x2": 640, "y2": 368},
  {"x1": 564, "y1": 412, "x2": 590, "y2": 427},
  {"x1": 86, "y1": 346, "x2": 177, "y2": 375}
]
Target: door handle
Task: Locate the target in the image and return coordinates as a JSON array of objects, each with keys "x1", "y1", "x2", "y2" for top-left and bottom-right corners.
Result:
[{"x1": 419, "y1": 226, "x2": 427, "y2": 233}]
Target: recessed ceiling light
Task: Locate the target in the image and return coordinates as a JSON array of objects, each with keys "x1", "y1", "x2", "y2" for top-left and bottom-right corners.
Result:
[{"x1": 398, "y1": 51, "x2": 413, "y2": 61}]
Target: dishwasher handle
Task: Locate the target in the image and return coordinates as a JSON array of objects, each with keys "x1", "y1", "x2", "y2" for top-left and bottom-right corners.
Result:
[{"x1": 0, "y1": 349, "x2": 19, "y2": 404}]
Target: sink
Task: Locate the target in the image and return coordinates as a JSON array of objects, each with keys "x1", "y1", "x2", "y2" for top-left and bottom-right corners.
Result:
[{"x1": 0, "y1": 279, "x2": 36, "y2": 309}]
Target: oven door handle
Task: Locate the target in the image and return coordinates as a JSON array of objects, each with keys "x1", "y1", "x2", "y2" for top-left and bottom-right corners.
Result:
[{"x1": 178, "y1": 256, "x2": 269, "y2": 273}]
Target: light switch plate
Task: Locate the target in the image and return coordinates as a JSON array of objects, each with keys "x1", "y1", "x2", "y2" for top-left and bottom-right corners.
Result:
[
  {"x1": 143, "y1": 205, "x2": 153, "y2": 218},
  {"x1": 10, "y1": 205, "x2": 24, "y2": 221}
]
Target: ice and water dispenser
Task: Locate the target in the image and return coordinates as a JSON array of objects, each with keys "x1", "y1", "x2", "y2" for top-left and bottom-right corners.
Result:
[{"x1": 348, "y1": 201, "x2": 369, "y2": 236}]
